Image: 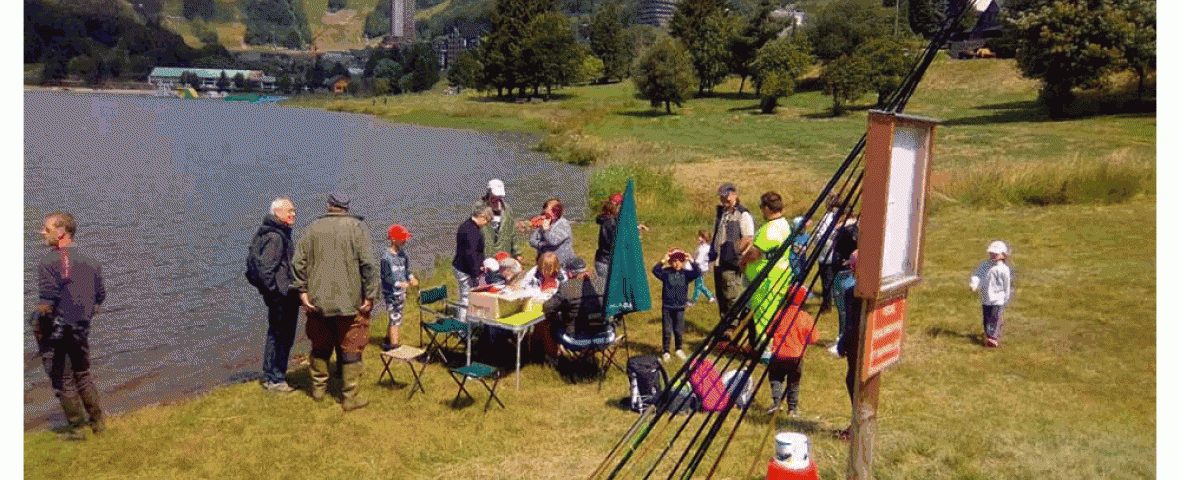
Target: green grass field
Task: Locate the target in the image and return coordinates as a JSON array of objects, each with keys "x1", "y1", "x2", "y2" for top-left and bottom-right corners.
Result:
[{"x1": 25, "y1": 58, "x2": 1156, "y2": 479}]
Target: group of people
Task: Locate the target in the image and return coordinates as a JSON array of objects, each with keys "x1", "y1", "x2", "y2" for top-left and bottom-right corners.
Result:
[{"x1": 30, "y1": 175, "x2": 1013, "y2": 440}]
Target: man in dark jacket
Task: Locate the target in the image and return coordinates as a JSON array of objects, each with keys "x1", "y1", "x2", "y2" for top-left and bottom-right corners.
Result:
[
  {"x1": 33, "y1": 211, "x2": 106, "y2": 440},
  {"x1": 452, "y1": 203, "x2": 492, "y2": 324},
  {"x1": 248, "y1": 197, "x2": 299, "y2": 394},
  {"x1": 543, "y1": 257, "x2": 609, "y2": 361},
  {"x1": 710, "y1": 183, "x2": 755, "y2": 321},
  {"x1": 292, "y1": 193, "x2": 379, "y2": 412}
]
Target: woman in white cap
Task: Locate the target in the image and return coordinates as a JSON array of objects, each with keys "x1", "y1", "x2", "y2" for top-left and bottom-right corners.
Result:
[
  {"x1": 969, "y1": 241, "x2": 1014, "y2": 347},
  {"x1": 480, "y1": 178, "x2": 521, "y2": 264}
]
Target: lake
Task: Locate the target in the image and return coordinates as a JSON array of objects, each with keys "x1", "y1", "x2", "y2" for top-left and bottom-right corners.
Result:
[{"x1": 23, "y1": 91, "x2": 588, "y2": 430}]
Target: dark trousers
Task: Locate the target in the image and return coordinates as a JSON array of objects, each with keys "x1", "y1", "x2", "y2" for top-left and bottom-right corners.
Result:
[
  {"x1": 818, "y1": 263, "x2": 838, "y2": 308},
  {"x1": 714, "y1": 268, "x2": 745, "y2": 319},
  {"x1": 261, "y1": 291, "x2": 300, "y2": 384},
  {"x1": 768, "y1": 355, "x2": 803, "y2": 407},
  {"x1": 662, "y1": 307, "x2": 685, "y2": 352},
  {"x1": 306, "y1": 311, "x2": 371, "y2": 366},
  {"x1": 33, "y1": 316, "x2": 102, "y2": 427}
]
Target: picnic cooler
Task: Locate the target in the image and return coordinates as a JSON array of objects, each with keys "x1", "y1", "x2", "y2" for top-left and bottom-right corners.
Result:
[{"x1": 467, "y1": 291, "x2": 526, "y2": 321}]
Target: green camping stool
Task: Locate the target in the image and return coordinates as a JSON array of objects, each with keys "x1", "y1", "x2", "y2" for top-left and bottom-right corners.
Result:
[{"x1": 449, "y1": 362, "x2": 504, "y2": 412}]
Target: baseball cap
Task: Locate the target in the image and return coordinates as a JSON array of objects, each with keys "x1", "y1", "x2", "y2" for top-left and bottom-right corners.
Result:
[
  {"x1": 718, "y1": 183, "x2": 737, "y2": 197},
  {"x1": 987, "y1": 241, "x2": 1009, "y2": 254},
  {"x1": 564, "y1": 257, "x2": 588, "y2": 275},
  {"x1": 327, "y1": 192, "x2": 350, "y2": 209},
  {"x1": 488, "y1": 179, "x2": 506, "y2": 197},
  {"x1": 483, "y1": 258, "x2": 500, "y2": 272},
  {"x1": 388, "y1": 224, "x2": 411, "y2": 242}
]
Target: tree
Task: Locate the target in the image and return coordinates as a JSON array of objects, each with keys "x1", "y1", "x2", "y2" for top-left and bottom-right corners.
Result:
[
  {"x1": 244, "y1": 0, "x2": 311, "y2": 49},
  {"x1": 1106, "y1": 0, "x2": 1156, "y2": 101},
  {"x1": 67, "y1": 55, "x2": 98, "y2": 83},
  {"x1": 233, "y1": 72, "x2": 247, "y2": 91},
  {"x1": 180, "y1": 71, "x2": 201, "y2": 89},
  {"x1": 578, "y1": 55, "x2": 605, "y2": 85},
  {"x1": 751, "y1": 38, "x2": 813, "y2": 111},
  {"x1": 276, "y1": 73, "x2": 292, "y2": 93},
  {"x1": 309, "y1": 55, "x2": 327, "y2": 91},
  {"x1": 669, "y1": 0, "x2": 732, "y2": 94},
  {"x1": 1009, "y1": 0, "x2": 1155, "y2": 117},
  {"x1": 855, "y1": 37, "x2": 913, "y2": 106},
  {"x1": 217, "y1": 71, "x2": 230, "y2": 91},
  {"x1": 523, "y1": 12, "x2": 583, "y2": 98},
  {"x1": 192, "y1": 18, "x2": 220, "y2": 46},
  {"x1": 729, "y1": 0, "x2": 785, "y2": 93},
  {"x1": 820, "y1": 54, "x2": 869, "y2": 116},
  {"x1": 373, "y1": 58, "x2": 404, "y2": 90},
  {"x1": 364, "y1": 0, "x2": 391, "y2": 39},
  {"x1": 108, "y1": 38, "x2": 131, "y2": 80},
  {"x1": 907, "y1": 0, "x2": 945, "y2": 39},
  {"x1": 589, "y1": 1, "x2": 631, "y2": 82},
  {"x1": 632, "y1": 37, "x2": 697, "y2": 114},
  {"x1": 447, "y1": 50, "x2": 484, "y2": 92},
  {"x1": 411, "y1": 43, "x2": 442, "y2": 92},
  {"x1": 480, "y1": 0, "x2": 557, "y2": 98},
  {"x1": 806, "y1": 0, "x2": 892, "y2": 62},
  {"x1": 328, "y1": 0, "x2": 348, "y2": 13},
  {"x1": 183, "y1": 0, "x2": 216, "y2": 20}
]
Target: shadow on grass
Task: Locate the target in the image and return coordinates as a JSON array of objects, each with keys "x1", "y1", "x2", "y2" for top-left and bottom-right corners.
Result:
[
  {"x1": 800, "y1": 103, "x2": 877, "y2": 119},
  {"x1": 618, "y1": 109, "x2": 680, "y2": 118},
  {"x1": 941, "y1": 101, "x2": 1047, "y2": 126},
  {"x1": 464, "y1": 93, "x2": 578, "y2": 103},
  {"x1": 925, "y1": 326, "x2": 985, "y2": 346}
]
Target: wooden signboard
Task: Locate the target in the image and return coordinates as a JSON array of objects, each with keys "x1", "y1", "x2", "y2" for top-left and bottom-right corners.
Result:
[
  {"x1": 862, "y1": 294, "x2": 907, "y2": 381},
  {"x1": 856, "y1": 111, "x2": 937, "y2": 298}
]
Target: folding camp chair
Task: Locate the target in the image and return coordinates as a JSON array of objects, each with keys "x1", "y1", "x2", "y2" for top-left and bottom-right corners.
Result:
[
  {"x1": 557, "y1": 323, "x2": 623, "y2": 391},
  {"x1": 418, "y1": 285, "x2": 467, "y2": 364},
  {"x1": 449, "y1": 362, "x2": 504, "y2": 412},
  {"x1": 378, "y1": 345, "x2": 428, "y2": 399}
]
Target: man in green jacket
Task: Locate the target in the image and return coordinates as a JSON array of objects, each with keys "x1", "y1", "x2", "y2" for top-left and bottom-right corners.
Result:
[
  {"x1": 292, "y1": 193, "x2": 379, "y2": 411},
  {"x1": 479, "y1": 178, "x2": 521, "y2": 263}
]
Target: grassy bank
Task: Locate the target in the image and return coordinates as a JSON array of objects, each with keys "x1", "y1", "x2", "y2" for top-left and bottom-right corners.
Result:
[
  {"x1": 26, "y1": 58, "x2": 1155, "y2": 479},
  {"x1": 24, "y1": 197, "x2": 1155, "y2": 479},
  {"x1": 292, "y1": 57, "x2": 1154, "y2": 216}
]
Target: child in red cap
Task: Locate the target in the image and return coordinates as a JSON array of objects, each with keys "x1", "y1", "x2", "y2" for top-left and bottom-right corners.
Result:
[
  {"x1": 652, "y1": 247, "x2": 702, "y2": 362},
  {"x1": 380, "y1": 224, "x2": 418, "y2": 351}
]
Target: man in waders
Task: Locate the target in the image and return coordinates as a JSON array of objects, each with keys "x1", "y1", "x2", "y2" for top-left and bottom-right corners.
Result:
[
  {"x1": 33, "y1": 211, "x2": 107, "y2": 440},
  {"x1": 292, "y1": 193, "x2": 379, "y2": 411}
]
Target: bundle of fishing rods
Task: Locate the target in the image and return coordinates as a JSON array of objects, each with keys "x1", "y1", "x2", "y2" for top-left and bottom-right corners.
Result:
[{"x1": 589, "y1": 2, "x2": 971, "y2": 478}]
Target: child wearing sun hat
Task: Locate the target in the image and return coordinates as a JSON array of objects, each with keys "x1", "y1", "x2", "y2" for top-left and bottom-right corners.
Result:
[{"x1": 969, "y1": 241, "x2": 1013, "y2": 347}]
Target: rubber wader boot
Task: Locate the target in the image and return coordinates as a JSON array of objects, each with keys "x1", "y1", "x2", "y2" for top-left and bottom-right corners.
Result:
[
  {"x1": 340, "y1": 362, "x2": 369, "y2": 412},
  {"x1": 76, "y1": 371, "x2": 105, "y2": 434},
  {"x1": 767, "y1": 380, "x2": 784, "y2": 413},
  {"x1": 59, "y1": 394, "x2": 88, "y2": 441},
  {"x1": 309, "y1": 357, "x2": 330, "y2": 402}
]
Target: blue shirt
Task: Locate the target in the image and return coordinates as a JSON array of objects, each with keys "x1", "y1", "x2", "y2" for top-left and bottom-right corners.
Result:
[{"x1": 380, "y1": 248, "x2": 413, "y2": 306}]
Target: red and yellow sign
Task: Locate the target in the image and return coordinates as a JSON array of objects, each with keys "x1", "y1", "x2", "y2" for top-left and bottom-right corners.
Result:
[{"x1": 861, "y1": 296, "x2": 906, "y2": 381}]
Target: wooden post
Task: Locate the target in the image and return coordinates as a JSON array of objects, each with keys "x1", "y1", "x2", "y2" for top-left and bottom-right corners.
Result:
[{"x1": 848, "y1": 298, "x2": 880, "y2": 480}]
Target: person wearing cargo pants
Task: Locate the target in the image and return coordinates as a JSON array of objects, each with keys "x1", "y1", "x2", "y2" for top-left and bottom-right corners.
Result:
[{"x1": 292, "y1": 193, "x2": 379, "y2": 412}]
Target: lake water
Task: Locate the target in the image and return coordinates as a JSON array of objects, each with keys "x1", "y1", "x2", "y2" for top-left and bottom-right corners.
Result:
[{"x1": 23, "y1": 91, "x2": 588, "y2": 430}]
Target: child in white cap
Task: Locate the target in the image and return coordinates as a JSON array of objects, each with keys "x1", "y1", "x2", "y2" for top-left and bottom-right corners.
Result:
[{"x1": 969, "y1": 241, "x2": 1013, "y2": 347}]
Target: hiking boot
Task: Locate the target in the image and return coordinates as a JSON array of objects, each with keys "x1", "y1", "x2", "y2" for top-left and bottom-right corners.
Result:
[
  {"x1": 309, "y1": 357, "x2": 330, "y2": 402},
  {"x1": 340, "y1": 362, "x2": 369, "y2": 412}
]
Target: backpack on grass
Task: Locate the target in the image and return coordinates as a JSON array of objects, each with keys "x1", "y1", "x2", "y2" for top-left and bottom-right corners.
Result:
[{"x1": 627, "y1": 355, "x2": 669, "y2": 413}]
